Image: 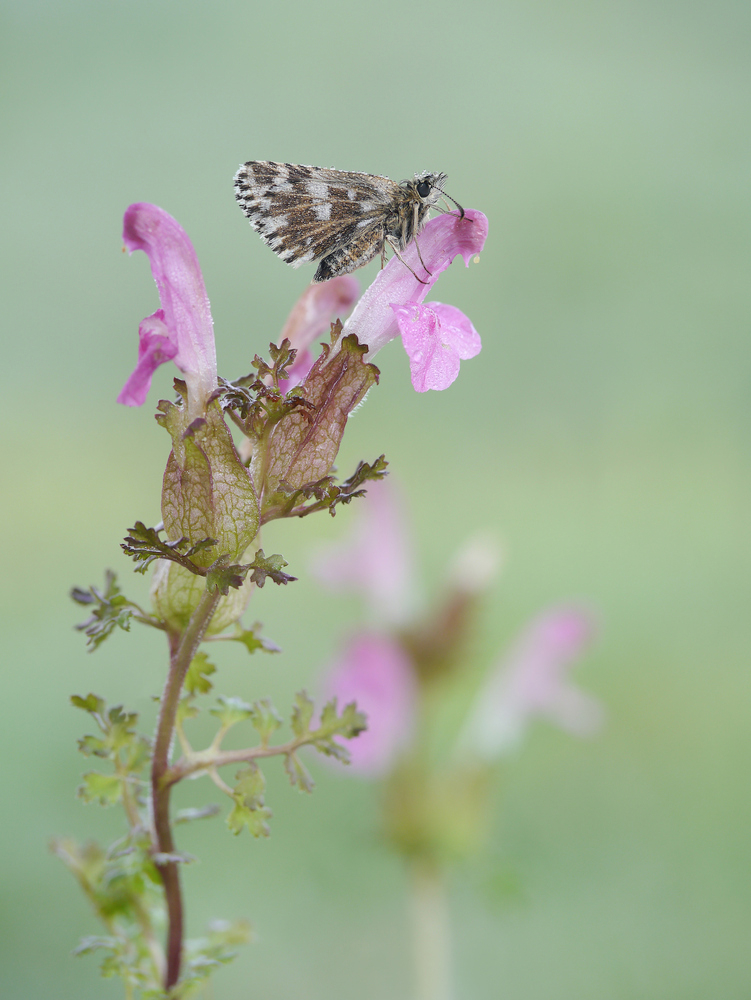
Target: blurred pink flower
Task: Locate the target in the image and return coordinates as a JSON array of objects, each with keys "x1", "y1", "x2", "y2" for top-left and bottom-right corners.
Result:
[
  {"x1": 311, "y1": 477, "x2": 416, "y2": 624},
  {"x1": 324, "y1": 632, "x2": 417, "y2": 775},
  {"x1": 118, "y1": 203, "x2": 217, "y2": 414},
  {"x1": 276, "y1": 276, "x2": 360, "y2": 388},
  {"x1": 343, "y1": 209, "x2": 488, "y2": 391},
  {"x1": 456, "y1": 607, "x2": 602, "y2": 759}
]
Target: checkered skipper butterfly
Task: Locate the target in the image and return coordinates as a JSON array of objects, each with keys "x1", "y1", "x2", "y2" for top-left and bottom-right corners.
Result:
[{"x1": 233, "y1": 161, "x2": 464, "y2": 283}]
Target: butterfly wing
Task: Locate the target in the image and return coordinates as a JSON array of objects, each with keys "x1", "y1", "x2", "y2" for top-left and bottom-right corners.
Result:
[
  {"x1": 234, "y1": 161, "x2": 398, "y2": 269},
  {"x1": 313, "y1": 220, "x2": 386, "y2": 281}
]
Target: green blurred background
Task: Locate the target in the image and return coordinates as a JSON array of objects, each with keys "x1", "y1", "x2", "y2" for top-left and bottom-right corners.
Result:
[{"x1": 1, "y1": 0, "x2": 749, "y2": 996}]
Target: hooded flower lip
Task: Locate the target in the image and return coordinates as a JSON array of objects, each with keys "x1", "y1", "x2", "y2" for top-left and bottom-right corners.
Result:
[
  {"x1": 455, "y1": 606, "x2": 603, "y2": 760},
  {"x1": 391, "y1": 301, "x2": 481, "y2": 392},
  {"x1": 118, "y1": 203, "x2": 217, "y2": 414},
  {"x1": 342, "y1": 208, "x2": 488, "y2": 376},
  {"x1": 116, "y1": 310, "x2": 178, "y2": 406}
]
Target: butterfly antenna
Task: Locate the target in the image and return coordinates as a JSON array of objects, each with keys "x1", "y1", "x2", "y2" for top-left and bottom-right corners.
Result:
[{"x1": 440, "y1": 191, "x2": 465, "y2": 220}]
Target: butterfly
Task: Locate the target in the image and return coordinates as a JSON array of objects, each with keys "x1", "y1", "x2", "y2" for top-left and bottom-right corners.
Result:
[{"x1": 233, "y1": 161, "x2": 464, "y2": 282}]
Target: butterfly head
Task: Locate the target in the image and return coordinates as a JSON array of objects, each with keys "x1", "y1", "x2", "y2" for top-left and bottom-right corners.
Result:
[
  {"x1": 405, "y1": 172, "x2": 464, "y2": 221},
  {"x1": 407, "y1": 171, "x2": 448, "y2": 207}
]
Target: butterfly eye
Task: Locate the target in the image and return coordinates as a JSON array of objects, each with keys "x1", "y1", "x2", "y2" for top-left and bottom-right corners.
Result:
[{"x1": 416, "y1": 180, "x2": 432, "y2": 199}]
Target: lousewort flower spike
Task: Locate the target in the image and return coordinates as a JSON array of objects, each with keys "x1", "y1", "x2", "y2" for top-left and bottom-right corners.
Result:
[{"x1": 63, "y1": 172, "x2": 491, "y2": 998}]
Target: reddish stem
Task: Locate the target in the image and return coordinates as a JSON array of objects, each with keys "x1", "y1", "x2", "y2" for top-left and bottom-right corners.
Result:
[{"x1": 151, "y1": 588, "x2": 221, "y2": 990}]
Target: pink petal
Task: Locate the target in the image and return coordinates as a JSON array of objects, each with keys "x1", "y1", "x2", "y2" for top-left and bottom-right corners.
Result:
[
  {"x1": 391, "y1": 301, "x2": 481, "y2": 392},
  {"x1": 342, "y1": 209, "x2": 488, "y2": 360},
  {"x1": 277, "y1": 276, "x2": 360, "y2": 388},
  {"x1": 323, "y1": 632, "x2": 417, "y2": 775},
  {"x1": 430, "y1": 303, "x2": 482, "y2": 360},
  {"x1": 311, "y1": 478, "x2": 416, "y2": 623},
  {"x1": 119, "y1": 203, "x2": 217, "y2": 410},
  {"x1": 116, "y1": 310, "x2": 178, "y2": 406},
  {"x1": 457, "y1": 607, "x2": 602, "y2": 758}
]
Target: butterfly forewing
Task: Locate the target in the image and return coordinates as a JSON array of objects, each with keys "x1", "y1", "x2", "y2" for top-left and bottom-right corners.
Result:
[
  {"x1": 235, "y1": 162, "x2": 397, "y2": 267},
  {"x1": 234, "y1": 160, "x2": 455, "y2": 282}
]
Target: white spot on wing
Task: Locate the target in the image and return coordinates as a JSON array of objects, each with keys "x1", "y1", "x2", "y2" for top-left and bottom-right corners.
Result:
[
  {"x1": 262, "y1": 214, "x2": 288, "y2": 233},
  {"x1": 306, "y1": 180, "x2": 329, "y2": 199},
  {"x1": 313, "y1": 201, "x2": 332, "y2": 221}
]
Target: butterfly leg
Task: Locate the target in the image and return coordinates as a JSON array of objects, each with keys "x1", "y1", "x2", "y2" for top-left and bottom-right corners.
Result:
[
  {"x1": 412, "y1": 233, "x2": 432, "y2": 279},
  {"x1": 385, "y1": 238, "x2": 431, "y2": 285},
  {"x1": 408, "y1": 202, "x2": 432, "y2": 279}
]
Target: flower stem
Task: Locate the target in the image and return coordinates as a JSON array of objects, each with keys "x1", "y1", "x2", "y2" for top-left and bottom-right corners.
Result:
[
  {"x1": 151, "y1": 586, "x2": 222, "y2": 991},
  {"x1": 408, "y1": 858, "x2": 453, "y2": 1000}
]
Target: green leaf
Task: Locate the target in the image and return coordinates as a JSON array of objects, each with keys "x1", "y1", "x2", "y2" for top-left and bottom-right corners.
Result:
[
  {"x1": 72, "y1": 934, "x2": 119, "y2": 956},
  {"x1": 177, "y1": 699, "x2": 200, "y2": 725},
  {"x1": 249, "y1": 698, "x2": 283, "y2": 745},
  {"x1": 317, "y1": 698, "x2": 368, "y2": 739},
  {"x1": 229, "y1": 622, "x2": 281, "y2": 655},
  {"x1": 210, "y1": 695, "x2": 253, "y2": 729},
  {"x1": 181, "y1": 919, "x2": 253, "y2": 989},
  {"x1": 71, "y1": 692, "x2": 106, "y2": 715},
  {"x1": 226, "y1": 764, "x2": 272, "y2": 837},
  {"x1": 284, "y1": 751, "x2": 314, "y2": 793},
  {"x1": 247, "y1": 549, "x2": 297, "y2": 588},
  {"x1": 72, "y1": 696, "x2": 150, "y2": 778},
  {"x1": 124, "y1": 736, "x2": 151, "y2": 776},
  {"x1": 53, "y1": 834, "x2": 165, "y2": 991},
  {"x1": 340, "y1": 453, "x2": 389, "y2": 493},
  {"x1": 261, "y1": 454, "x2": 389, "y2": 522},
  {"x1": 290, "y1": 690, "x2": 315, "y2": 738},
  {"x1": 205, "y1": 556, "x2": 252, "y2": 596},
  {"x1": 267, "y1": 339, "x2": 298, "y2": 385},
  {"x1": 71, "y1": 572, "x2": 135, "y2": 650},
  {"x1": 107, "y1": 705, "x2": 139, "y2": 750},
  {"x1": 77, "y1": 734, "x2": 108, "y2": 758},
  {"x1": 174, "y1": 804, "x2": 221, "y2": 824},
  {"x1": 218, "y1": 377, "x2": 256, "y2": 418},
  {"x1": 308, "y1": 698, "x2": 368, "y2": 764},
  {"x1": 184, "y1": 652, "x2": 217, "y2": 696},
  {"x1": 121, "y1": 521, "x2": 217, "y2": 576},
  {"x1": 152, "y1": 850, "x2": 196, "y2": 866},
  {"x1": 246, "y1": 339, "x2": 298, "y2": 387},
  {"x1": 77, "y1": 772, "x2": 122, "y2": 806}
]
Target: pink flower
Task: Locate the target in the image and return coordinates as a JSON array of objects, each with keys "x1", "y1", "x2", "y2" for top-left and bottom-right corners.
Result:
[
  {"x1": 391, "y1": 301, "x2": 481, "y2": 392},
  {"x1": 343, "y1": 209, "x2": 488, "y2": 391},
  {"x1": 118, "y1": 203, "x2": 217, "y2": 414},
  {"x1": 311, "y1": 478, "x2": 416, "y2": 624},
  {"x1": 456, "y1": 607, "x2": 602, "y2": 759},
  {"x1": 324, "y1": 632, "x2": 417, "y2": 775},
  {"x1": 276, "y1": 276, "x2": 360, "y2": 388}
]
